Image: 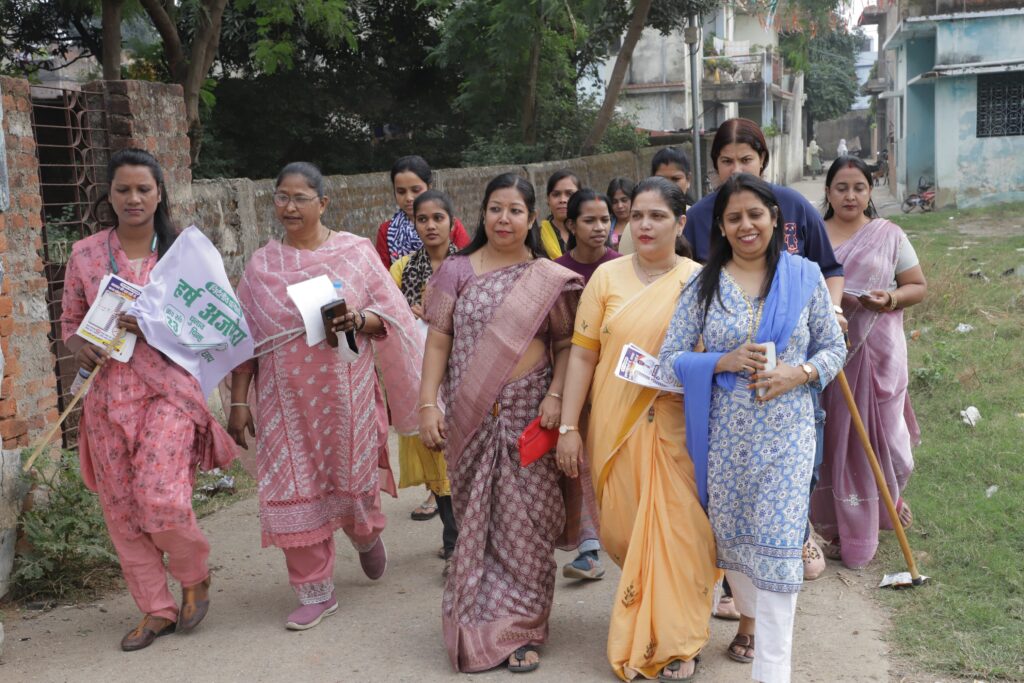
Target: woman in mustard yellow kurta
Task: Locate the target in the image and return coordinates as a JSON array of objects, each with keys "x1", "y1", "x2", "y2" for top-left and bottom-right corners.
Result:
[
  {"x1": 556, "y1": 177, "x2": 718, "y2": 681},
  {"x1": 389, "y1": 190, "x2": 458, "y2": 568}
]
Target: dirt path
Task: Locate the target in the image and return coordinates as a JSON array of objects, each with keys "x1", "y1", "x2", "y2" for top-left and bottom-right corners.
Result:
[{"x1": 1, "y1": 437, "x2": 897, "y2": 682}]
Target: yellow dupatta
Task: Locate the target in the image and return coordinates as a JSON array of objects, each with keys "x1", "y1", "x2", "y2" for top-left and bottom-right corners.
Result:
[
  {"x1": 587, "y1": 259, "x2": 700, "y2": 504},
  {"x1": 539, "y1": 219, "x2": 564, "y2": 259}
]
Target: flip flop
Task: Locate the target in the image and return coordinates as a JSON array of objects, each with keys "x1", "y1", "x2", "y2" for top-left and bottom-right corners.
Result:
[
  {"x1": 508, "y1": 645, "x2": 540, "y2": 673},
  {"x1": 658, "y1": 656, "x2": 700, "y2": 681},
  {"x1": 411, "y1": 502, "x2": 438, "y2": 521}
]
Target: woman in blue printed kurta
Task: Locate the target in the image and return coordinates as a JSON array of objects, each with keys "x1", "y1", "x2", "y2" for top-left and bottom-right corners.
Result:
[{"x1": 658, "y1": 174, "x2": 845, "y2": 683}]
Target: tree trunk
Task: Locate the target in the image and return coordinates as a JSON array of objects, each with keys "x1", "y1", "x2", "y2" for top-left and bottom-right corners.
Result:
[
  {"x1": 100, "y1": 0, "x2": 125, "y2": 80},
  {"x1": 521, "y1": 8, "x2": 544, "y2": 146},
  {"x1": 580, "y1": 0, "x2": 653, "y2": 155}
]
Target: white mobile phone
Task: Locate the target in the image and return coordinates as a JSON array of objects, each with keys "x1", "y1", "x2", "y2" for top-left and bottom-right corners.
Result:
[{"x1": 757, "y1": 341, "x2": 777, "y2": 398}]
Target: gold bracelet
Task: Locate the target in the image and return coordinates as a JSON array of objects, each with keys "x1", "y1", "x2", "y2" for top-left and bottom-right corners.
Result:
[
  {"x1": 418, "y1": 403, "x2": 438, "y2": 411},
  {"x1": 546, "y1": 392, "x2": 562, "y2": 399},
  {"x1": 888, "y1": 291, "x2": 899, "y2": 311},
  {"x1": 230, "y1": 402, "x2": 249, "y2": 408}
]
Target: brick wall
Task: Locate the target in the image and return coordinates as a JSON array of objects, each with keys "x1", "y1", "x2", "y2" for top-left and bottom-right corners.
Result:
[
  {"x1": 88, "y1": 79, "x2": 195, "y2": 221},
  {"x1": 194, "y1": 147, "x2": 686, "y2": 280},
  {"x1": 0, "y1": 77, "x2": 60, "y2": 450}
]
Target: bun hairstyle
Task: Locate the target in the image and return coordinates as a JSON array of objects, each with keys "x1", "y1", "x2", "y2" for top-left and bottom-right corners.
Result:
[
  {"x1": 710, "y1": 118, "x2": 770, "y2": 176},
  {"x1": 693, "y1": 172, "x2": 784, "y2": 321},
  {"x1": 101, "y1": 148, "x2": 177, "y2": 259},
  {"x1": 460, "y1": 173, "x2": 541, "y2": 257},
  {"x1": 631, "y1": 176, "x2": 693, "y2": 259},
  {"x1": 822, "y1": 156, "x2": 878, "y2": 219}
]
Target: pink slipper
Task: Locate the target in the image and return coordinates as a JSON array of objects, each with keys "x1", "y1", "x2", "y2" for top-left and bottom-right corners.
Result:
[{"x1": 359, "y1": 538, "x2": 387, "y2": 580}]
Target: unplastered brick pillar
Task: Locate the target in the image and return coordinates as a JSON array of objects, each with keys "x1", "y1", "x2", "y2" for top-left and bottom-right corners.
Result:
[
  {"x1": 0, "y1": 76, "x2": 60, "y2": 452},
  {"x1": 90, "y1": 79, "x2": 195, "y2": 225}
]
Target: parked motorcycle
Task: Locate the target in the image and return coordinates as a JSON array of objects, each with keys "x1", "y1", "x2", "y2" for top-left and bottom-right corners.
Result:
[{"x1": 902, "y1": 176, "x2": 935, "y2": 213}]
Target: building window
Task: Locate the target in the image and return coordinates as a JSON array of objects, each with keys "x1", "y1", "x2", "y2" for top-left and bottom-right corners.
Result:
[{"x1": 977, "y1": 72, "x2": 1024, "y2": 138}]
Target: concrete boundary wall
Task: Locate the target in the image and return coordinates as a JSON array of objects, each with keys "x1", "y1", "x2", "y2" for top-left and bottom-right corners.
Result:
[{"x1": 192, "y1": 146, "x2": 690, "y2": 281}]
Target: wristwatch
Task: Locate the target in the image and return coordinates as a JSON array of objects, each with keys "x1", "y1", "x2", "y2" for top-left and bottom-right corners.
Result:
[
  {"x1": 559, "y1": 424, "x2": 578, "y2": 435},
  {"x1": 800, "y1": 363, "x2": 815, "y2": 384}
]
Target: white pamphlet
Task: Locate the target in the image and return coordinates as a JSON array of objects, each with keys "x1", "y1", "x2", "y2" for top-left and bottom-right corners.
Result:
[
  {"x1": 285, "y1": 275, "x2": 337, "y2": 347},
  {"x1": 75, "y1": 273, "x2": 140, "y2": 362},
  {"x1": 614, "y1": 343, "x2": 684, "y2": 394}
]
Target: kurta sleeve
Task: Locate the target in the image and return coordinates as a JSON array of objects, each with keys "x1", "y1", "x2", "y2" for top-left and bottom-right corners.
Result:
[
  {"x1": 656, "y1": 274, "x2": 704, "y2": 386},
  {"x1": 60, "y1": 245, "x2": 89, "y2": 343},
  {"x1": 804, "y1": 274, "x2": 846, "y2": 389},
  {"x1": 375, "y1": 221, "x2": 392, "y2": 267},
  {"x1": 232, "y1": 265, "x2": 257, "y2": 374},
  {"x1": 451, "y1": 219, "x2": 471, "y2": 250},
  {"x1": 422, "y1": 257, "x2": 461, "y2": 336},
  {"x1": 571, "y1": 269, "x2": 606, "y2": 352}
]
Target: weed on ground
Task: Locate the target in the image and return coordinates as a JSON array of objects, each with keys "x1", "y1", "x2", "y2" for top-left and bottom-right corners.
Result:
[{"x1": 871, "y1": 203, "x2": 1024, "y2": 680}]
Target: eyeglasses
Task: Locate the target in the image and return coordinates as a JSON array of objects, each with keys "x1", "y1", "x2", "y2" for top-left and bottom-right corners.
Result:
[{"x1": 272, "y1": 192, "x2": 318, "y2": 208}]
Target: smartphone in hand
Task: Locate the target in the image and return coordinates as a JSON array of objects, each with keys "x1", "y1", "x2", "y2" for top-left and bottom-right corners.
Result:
[
  {"x1": 756, "y1": 341, "x2": 777, "y2": 398},
  {"x1": 320, "y1": 298, "x2": 347, "y2": 348}
]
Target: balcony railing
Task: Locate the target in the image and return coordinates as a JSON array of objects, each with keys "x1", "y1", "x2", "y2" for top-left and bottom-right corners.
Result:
[{"x1": 702, "y1": 52, "x2": 783, "y2": 87}]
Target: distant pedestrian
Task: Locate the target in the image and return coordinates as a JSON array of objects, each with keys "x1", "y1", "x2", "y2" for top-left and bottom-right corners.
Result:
[
  {"x1": 419, "y1": 173, "x2": 583, "y2": 673},
  {"x1": 812, "y1": 156, "x2": 926, "y2": 568},
  {"x1": 61, "y1": 148, "x2": 235, "y2": 651},
  {"x1": 836, "y1": 138, "x2": 848, "y2": 158},
  {"x1": 606, "y1": 177, "x2": 635, "y2": 249},
  {"x1": 659, "y1": 174, "x2": 846, "y2": 683},
  {"x1": 230, "y1": 162, "x2": 424, "y2": 631},
  {"x1": 806, "y1": 139, "x2": 822, "y2": 178},
  {"x1": 619, "y1": 147, "x2": 694, "y2": 254},
  {"x1": 535, "y1": 169, "x2": 582, "y2": 259}
]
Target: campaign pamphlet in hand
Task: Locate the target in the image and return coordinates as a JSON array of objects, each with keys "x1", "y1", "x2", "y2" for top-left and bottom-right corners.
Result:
[
  {"x1": 129, "y1": 226, "x2": 254, "y2": 398},
  {"x1": 614, "y1": 343, "x2": 684, "y2": 394},
  {"x1": 75, "y1": 273, "x2": 141, "y2": 362}
]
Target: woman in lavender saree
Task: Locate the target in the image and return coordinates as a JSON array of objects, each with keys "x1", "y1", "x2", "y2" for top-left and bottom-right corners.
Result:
[
  {"x1": 419, "y1": 173, "x2": 583, "y2": 673},
  {"x1": 229, "y1": 163, "x2": 423, "y2": 631},
  {"x1": 811, "y1": 157, "x2": 926, "y2": 568}
]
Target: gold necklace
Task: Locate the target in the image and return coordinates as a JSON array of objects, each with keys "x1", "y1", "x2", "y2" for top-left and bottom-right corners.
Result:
[
  {"x1": 743, "y1": 292, "x2": 765, "y2": 343},
  {"x1": 634, "y1": 254, "x2": 677, "y2": 283}
]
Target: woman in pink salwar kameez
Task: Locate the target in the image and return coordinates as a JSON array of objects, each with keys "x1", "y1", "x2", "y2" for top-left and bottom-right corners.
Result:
[
  {"x1": 229, "y1": 162, "x2": 423, "y2": 631},
  {"x1": 811, "y1": 157, "x2": 927, "y2": 568},
  {"x1": 62, "y1": 149, "x2": 235, "y2": 652},
  {"x1": 418, "y1": 173, "x2": 584, "y2": 674}
]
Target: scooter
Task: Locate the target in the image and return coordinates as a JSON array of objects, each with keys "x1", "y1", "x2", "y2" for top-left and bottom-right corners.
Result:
[{"x1": 902, "y1": 176, "x2": 935, "y2": 213}]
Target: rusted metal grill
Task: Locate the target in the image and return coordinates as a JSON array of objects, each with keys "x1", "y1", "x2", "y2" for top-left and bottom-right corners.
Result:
[{"x1": 29, "y1": 83, "x2": 109, "y2": 449}]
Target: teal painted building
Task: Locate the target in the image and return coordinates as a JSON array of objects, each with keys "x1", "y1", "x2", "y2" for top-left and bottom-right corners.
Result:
[{"x1": 884, "y1": 5, "x2": 1024, "y2": 208}]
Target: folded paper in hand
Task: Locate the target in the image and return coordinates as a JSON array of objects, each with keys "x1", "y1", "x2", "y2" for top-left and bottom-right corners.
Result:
[{"x1": 614, "y1": 343, "x2": 683, "y2": 394}]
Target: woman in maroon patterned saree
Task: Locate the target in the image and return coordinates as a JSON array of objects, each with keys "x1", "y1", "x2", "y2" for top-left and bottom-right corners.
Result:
[{"x1": 419, "y1": 174, "x2": 583, "y2": 673}]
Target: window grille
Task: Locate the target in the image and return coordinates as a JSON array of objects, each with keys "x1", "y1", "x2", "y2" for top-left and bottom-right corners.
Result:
[{"x1": 977, "y1": 72, "x2": 1024, "y2": 138}]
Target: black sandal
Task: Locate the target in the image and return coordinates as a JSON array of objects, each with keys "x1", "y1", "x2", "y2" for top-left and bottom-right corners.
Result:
[
  {"x1": 508, "y1": 645, "x2": 540, "y2": 673},
  {"x1": 659, "y1": 655, "x2": 700, "y2": 681}
]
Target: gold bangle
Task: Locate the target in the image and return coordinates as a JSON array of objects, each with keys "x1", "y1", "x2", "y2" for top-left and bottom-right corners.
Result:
[
  {"x1": 418, "y1": 403, "x2": 438, "y2": 411},
  {"x1": 546, "y1": 392, "x2": 562, "y2": 399},
  {"x1": 230, "y1": 402, "x2": 249, "y2": 408},
  {"x1": 888, "y1": 291, "x2": 899, "y2": 311}
]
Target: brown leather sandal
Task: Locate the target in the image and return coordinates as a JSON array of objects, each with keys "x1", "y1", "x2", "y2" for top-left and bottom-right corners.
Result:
[
  {"x1": 120, "y1": 615, "x2": 176, "y2": 652},
  {"x1": 727, "y1": 633, "x2": 755, "y2": 663},
  {"x1": 178, "y1": 576, "x2": 211, "y2": 632}
]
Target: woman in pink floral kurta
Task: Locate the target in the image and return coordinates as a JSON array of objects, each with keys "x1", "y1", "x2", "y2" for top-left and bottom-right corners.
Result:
[{"x1": 61, "y1": 149, "x2": 235, "y2": 652}]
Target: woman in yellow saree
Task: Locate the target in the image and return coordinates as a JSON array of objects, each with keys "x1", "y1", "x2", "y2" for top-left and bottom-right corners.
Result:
[{"x1": 556, "y1": 177, "x2": 718, "y2": 681}]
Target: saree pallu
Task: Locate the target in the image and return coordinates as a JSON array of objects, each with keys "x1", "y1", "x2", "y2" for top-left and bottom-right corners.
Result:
[
  {"x1": 424, "y1": 256, "x2": 582, "y2": 672},
  {"x1": 236, "y1": 231, "x2": 423, "y2": 549},
  {"x1": 579, "y1": 258, "x2": 718, "y2": 681},
  {"x1": 811, "y1": 219, "x2": 920, "y2": 568}
]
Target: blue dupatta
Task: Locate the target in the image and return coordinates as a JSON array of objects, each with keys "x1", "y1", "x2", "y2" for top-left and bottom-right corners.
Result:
[{"x1": 674, "y1": 252, "x2": 822, "y2": 508}]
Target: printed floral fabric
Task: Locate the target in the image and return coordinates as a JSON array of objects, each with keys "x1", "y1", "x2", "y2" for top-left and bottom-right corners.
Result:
[{"x1": 658, "y1": 271, "x2": 845, "y2": 592}]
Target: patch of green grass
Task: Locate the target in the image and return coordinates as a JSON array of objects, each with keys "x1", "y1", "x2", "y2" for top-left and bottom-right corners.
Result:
[{"x1": 872, "y1": 202, "x2": 1024, "y2": 680}]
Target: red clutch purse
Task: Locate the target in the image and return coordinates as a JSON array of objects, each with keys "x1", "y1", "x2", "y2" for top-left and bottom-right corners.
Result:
[{"x1": 518, "y1": 417, "x2": 559, "y2": 467}]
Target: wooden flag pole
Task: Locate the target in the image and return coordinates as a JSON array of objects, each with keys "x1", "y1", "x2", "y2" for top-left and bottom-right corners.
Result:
[
  {"x1": 22, "y1": 332, "x2": 124, "y2": 474},
  {"x1": 835, "y1": 369, "x2": 923, "y2": 584}
]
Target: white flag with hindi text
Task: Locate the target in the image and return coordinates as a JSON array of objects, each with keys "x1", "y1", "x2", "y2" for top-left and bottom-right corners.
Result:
[{"x1": 130, "y1": 226, "x2": 254, "y2": 398}]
